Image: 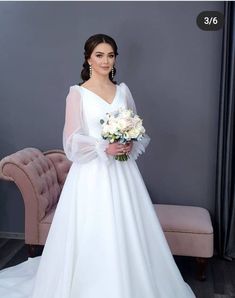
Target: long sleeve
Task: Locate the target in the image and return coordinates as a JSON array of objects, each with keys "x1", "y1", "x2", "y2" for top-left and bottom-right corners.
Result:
[
  {"x1": 121, "y1": 83, "x2": 151, "y2": 160},
  {"x1": 63, "y1": 86, "x2": 110, "y2": 164}
]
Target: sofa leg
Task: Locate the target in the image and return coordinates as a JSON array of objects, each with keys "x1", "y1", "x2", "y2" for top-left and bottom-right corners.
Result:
[
  {"x1": 196, "y1": 257, "x2": 208, "y2": 281},
  {"x1": 27, "y1": 244, "x2": 44, "y2": 257}
]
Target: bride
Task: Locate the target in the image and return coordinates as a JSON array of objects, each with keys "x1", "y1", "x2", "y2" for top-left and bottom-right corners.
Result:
[{"x1": 0, "y1": 33, "x2": 196, "y2": 298}]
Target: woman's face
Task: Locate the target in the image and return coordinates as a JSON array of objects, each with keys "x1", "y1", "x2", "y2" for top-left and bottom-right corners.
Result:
[{"x1": 87, "y1": 42, "x2": 115, "y2": 77}]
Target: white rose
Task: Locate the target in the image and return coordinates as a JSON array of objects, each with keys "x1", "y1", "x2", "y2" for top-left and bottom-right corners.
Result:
[
  {"x1": 121, "y1": 109, "x2": 132, "y2": 119},
  {"x1": 109, "y1": 122, "x2": 118, "y2": 134},
  {"x1": 128, "y1": 128, "x2": 140, "y2": 138},
  {"x1": 117, "y1": 119, "x2": 127, "y2": 131}
]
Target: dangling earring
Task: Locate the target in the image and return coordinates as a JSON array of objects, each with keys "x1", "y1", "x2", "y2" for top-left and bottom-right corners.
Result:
[
  {"x1": 111, "y1": 67, "x2": 114, "y2": 79},
  {"x1": 89, "y1": 64, "x2": 92, "y2": 78}
]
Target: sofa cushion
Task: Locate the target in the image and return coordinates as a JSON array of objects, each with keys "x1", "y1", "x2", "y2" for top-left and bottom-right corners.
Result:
[
  {"x1": 154, "y1": 204, "x2": 214, "y2": 257},
  {"x1": 154, "y1": 204, "x2": 213, "y2": 234}
]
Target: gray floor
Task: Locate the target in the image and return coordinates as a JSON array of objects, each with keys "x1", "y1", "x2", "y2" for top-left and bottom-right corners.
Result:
[{"x1": 0, "y1": 238, "x2": 235, "y2": 298}]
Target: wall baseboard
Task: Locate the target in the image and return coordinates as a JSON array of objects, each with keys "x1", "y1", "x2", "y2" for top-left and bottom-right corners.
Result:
[{"x1": 0, "y1": 231, "x2": 25, "y2": 239}]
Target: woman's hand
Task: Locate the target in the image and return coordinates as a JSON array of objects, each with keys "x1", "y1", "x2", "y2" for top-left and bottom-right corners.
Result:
[{"x1": 105, "y1": 141, "x2": 133, "y2": 156}]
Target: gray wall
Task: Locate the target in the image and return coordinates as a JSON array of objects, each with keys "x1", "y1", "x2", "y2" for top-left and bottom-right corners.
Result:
[{"x1": 0, "y1": 1, "x2": 224, "y2": 234}]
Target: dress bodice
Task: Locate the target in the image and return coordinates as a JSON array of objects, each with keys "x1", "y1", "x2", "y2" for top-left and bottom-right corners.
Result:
[
  {"x1": 62, "y1": 81, "x2": 150, "y2": 164},
  {"x1": 78, "y1": 83, "x2": 127, "y2": 139}
]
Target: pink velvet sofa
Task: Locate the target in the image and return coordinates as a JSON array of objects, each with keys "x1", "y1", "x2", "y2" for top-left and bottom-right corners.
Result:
[{"x1": 0, "y1": 147, "x2": 214, "y2": 280}]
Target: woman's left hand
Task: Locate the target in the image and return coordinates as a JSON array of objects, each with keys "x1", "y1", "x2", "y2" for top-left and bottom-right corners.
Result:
[{"x1": 122, "y1": 141, "x2": 133, "y2": 154}]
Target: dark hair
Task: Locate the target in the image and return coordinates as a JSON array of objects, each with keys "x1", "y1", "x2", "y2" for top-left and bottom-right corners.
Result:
[{"x1": 78, "y1": 33, "x2": 119, "y2": 85}]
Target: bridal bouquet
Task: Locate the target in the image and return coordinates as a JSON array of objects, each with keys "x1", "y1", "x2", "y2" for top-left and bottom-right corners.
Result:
[{"x1": 100, "y1": 107, "x2": 146, "y2": 161}]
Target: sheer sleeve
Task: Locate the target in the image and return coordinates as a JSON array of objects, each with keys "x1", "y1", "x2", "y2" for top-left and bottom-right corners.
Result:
[
  {"x1": 63, "y1": 85, "x2": 110, "y2": 164},
  {"x1": 120, "y1": 82, "x2": 151, "y2": 160}
]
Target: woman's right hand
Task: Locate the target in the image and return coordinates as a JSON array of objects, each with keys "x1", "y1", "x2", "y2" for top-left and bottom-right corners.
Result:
[{"x1": 105, "y1": 142, "x2": 132, "y2": 156}]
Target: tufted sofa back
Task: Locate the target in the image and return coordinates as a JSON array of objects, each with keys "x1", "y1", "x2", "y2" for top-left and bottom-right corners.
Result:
[
  {"x1": 0, "y1": 148, "x2": 72, "y2": 221},
  {"x1": 44, "y1": 149, "x2": 72, "y2": 192}
]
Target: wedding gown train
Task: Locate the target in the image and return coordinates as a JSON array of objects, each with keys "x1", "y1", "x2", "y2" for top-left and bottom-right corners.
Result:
[{"x1": 0, "y1": 82, "x2": 196, "y2": 298}]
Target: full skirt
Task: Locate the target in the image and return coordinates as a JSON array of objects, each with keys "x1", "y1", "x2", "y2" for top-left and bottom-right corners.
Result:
[{"x1": 0, "y1": 158, "x2": 196, "y2": 298}]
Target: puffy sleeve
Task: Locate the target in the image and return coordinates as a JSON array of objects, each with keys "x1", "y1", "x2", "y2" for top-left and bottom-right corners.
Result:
[
  {"x1": 63, "y1": 85, "x2": 110, "y2": 164},
  {"x1": 121, "y1": 82, "x2": 151, "y2": 160}
]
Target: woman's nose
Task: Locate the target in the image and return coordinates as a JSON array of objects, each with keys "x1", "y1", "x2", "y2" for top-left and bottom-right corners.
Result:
[{"x1": 103, "y1": 56, "x2": 108, "y2": 63}]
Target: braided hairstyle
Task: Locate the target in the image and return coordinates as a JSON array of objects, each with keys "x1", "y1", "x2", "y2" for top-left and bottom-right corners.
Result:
[{"x1": 79, "y1": 33, "x2": 119, "y2": 85}]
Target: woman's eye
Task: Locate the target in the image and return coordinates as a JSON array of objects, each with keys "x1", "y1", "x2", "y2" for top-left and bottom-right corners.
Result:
[{"x1": 96, "y1": 55, "x2": 114, "y2": 58}]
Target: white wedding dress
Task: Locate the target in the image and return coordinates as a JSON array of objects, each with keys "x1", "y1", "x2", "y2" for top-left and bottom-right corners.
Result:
[{"x1": 0, "y1": 82, "x2": 196, "y2": 298}]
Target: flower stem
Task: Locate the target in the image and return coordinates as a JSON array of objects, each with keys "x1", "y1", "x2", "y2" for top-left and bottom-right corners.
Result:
[{"x1": 115, "y1": 154, "x2": 129, "y2": 161}]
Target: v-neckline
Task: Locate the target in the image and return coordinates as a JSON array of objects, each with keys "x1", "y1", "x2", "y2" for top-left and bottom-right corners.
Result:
[{"x1": 80, "y1": 84, "x2": 118, "y2": 106}]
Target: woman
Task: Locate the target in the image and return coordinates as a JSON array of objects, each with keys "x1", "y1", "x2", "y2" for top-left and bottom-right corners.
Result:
[{"x1": 0, "y1": 33, "x2": 196, "y2": 298}]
